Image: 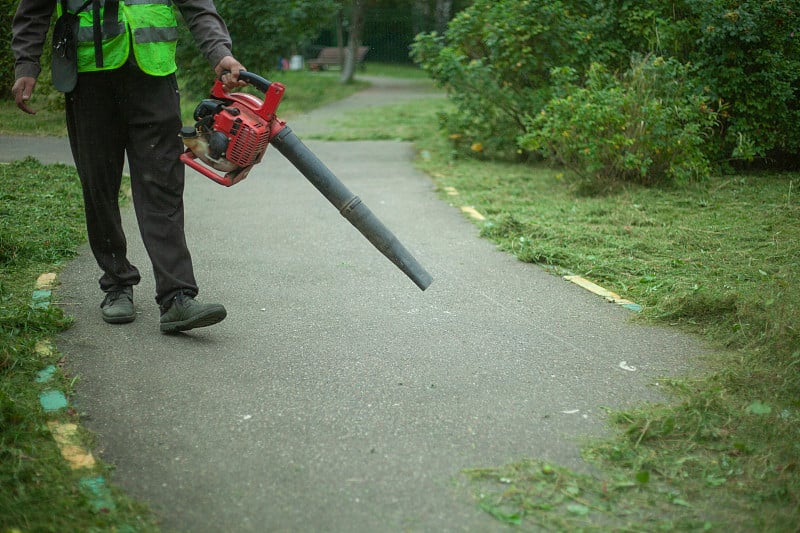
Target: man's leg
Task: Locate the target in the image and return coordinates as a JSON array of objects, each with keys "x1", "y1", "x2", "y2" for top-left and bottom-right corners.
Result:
[
  {"x1": 121, "y1": 62, "x2": 225, "y2": 333},
  {"x1": 121, "y1": 62, "x2": 198, "y2": 306},
  {"x1": 65, "y1": 69, "x2": 139, "y2": 323}
]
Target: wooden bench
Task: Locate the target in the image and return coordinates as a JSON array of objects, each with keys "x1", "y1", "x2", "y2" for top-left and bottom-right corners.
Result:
[{"x1": 308, "y1": 46, "x2": 370, "y2": 71}]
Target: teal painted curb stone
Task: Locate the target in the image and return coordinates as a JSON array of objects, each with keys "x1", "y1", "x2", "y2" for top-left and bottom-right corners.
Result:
[
  {"x1": 31, "y1": 289, "x2": 51, "y2": 309},
  {"x1": 79, "y1": 476, "x2": 117, "y2": 513},
  {"x1": 39, "y1": 390, "x2": 68, "y2": 412}
]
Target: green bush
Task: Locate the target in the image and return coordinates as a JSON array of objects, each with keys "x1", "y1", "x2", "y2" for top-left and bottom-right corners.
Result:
[
  {"x1": 2, "y1": 1, "x2": 63, "y2": 110},
  {"x1": 410, "y1": 0, "x2": 702, "y2": 159},
  {"x1": 685, "y1": 0, "x2": 800, "y2": 161},
  {"x1": 521, "y1": 56, "x2": 719, "y2": 187},
  {"x1": 410, "y1": 0, "x2": 624, "y2": 158},
  {"x1": 1, "y1": 0, "x2": 19, "y2": 101},
  {"x1": 413, "y1": 0, "x2": 799, "y2": 170}
]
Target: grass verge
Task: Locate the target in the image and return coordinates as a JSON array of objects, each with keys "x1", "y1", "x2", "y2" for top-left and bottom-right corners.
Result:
[
  {"x1": 305, "y1": 88, "x2": 443, "y2": 142},
  {"x1": 312, "y1": 96, "x2": 800, "y2": 530},
  {"x1": 0, "y1": 158, "x2": 161, "y2": 531},
  {"x1": 0, "y1": 103, "x2": 68, "y2": 137}
]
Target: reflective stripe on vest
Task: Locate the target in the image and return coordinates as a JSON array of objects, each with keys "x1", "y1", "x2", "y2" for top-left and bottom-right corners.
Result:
[
  {"x1": 65, "y1": 0, "x2": 178, "y2": 76},
  {"x1": 65, "y1": 0, "x2": 170, "y2": 7}
]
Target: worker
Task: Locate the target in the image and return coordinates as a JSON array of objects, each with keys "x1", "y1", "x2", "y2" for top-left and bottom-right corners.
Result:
[{"x1": 11, "y1": 0, "x2": 245, "y2": 333}]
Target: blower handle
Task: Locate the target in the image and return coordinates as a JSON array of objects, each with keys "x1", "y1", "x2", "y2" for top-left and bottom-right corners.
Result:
[
  {"x1": 217, "y1": 70, "x2": 273, "y2": 92},
  {"x1": 236, "y1": 71, "x2": 273, "y2": 93},
  {"x1": 213, "y1": 71, "x2": 285, "y2": 121},
  {"x1": 179, "y1": 151, "x2": 235, "y2": 187}
]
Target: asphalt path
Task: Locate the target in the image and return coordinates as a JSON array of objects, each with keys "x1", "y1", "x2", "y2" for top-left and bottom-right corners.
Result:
[{"x1": 2, "y1": 76, "x2": 706, "y2": 532}]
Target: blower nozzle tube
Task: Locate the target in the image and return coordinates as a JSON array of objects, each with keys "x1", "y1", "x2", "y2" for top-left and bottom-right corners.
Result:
[{"x1": 271, "y1": 126, "x2": 433, "y2": 291}]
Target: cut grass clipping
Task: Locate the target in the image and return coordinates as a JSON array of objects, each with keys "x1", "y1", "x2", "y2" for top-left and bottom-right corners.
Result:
[
  {"x1": 430, "y1": 161, "x2": 800, "y2": 529},
  {"x1": 0, "y1": 158, "x2": 160, "y2": 532}
]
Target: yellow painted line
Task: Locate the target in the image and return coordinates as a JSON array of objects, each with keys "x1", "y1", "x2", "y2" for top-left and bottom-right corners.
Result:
[
  {"x1": 460, "y1": 206, "x2": 486, "y2": 221},
  {"x1": 47, "y1": 422, "x2": 97, "y2": 470},
  {"x1": 442, "y1": 187, "x2": 485, "y2": 221},
  {"x1": 563, "y1": 275, "x2": 640, "y2": 311},
  {"x1": 36, "y1": 272, "x2": 57, "y2": 289},
  {"x1": 35, "y1": 340, "x2": 54, "y2": 357}
]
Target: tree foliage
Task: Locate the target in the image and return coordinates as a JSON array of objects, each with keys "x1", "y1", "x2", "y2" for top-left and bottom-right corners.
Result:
[
  {"x1": 687, "y1": 0, "x2": 800, "y2": 162},
  {"x1": 176, "y1": 0, "x2": 339, "y2": 87},
  {"x1": 1, "y1": 0, "x2": 19, "y2": 101},
  {"x1": 412, "y1": 0, "x2": 800, "y2": 178},
  {"x1": 411, "y1": 0, "x2": 622, "y2": 157},
  {"x1": 522, "y1": 57, "x2": 719, "y2": 187}
]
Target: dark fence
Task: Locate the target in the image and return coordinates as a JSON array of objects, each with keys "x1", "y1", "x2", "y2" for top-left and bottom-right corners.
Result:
[{"x1": 310, "y1": 8, "x2": 428, "y2": 64}]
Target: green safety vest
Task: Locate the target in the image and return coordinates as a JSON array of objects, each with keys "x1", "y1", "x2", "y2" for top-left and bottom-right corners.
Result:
[{"x1": 60, "y1": 0, "x2": 178, "y2": 76}]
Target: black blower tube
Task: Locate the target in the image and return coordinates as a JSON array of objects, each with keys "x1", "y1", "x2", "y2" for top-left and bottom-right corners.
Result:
[{"x1": 271, "y1": 126, "x2": 433, "y2": 291}]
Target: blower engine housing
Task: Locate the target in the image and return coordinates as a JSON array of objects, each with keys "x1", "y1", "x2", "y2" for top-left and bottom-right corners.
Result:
[{"x1": 180, "y1": 72, "x2": 285, "y2": 187}]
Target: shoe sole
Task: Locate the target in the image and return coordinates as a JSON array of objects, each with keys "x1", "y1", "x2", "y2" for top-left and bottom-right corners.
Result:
[
  {"x1": 160, "y1": 306, "x2": 227, "y2": 333},
  {"x1": 102, "y1": 314, "x2": 136, "y2": 324}
]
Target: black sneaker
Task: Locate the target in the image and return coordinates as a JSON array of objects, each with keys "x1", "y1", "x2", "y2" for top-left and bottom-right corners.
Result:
[
  {"x1": 159, "y1": 291, "x2": 227, "y2": 333},
  {"x1": 100, "y1": 286, "x2": 135, "y2": 324}
]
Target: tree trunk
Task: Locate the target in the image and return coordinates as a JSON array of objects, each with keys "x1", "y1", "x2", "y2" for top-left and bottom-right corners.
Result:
[
  {"x1": 336, "y1": 7, "x2": 345, "y2": 68},
  {"x1": 340, "y1": 0, "x2": 366, "y2": 84},
  {"x1": 412, "y1": 0, "x2": 432, "y2": 36},
  {"x1": 435, "y1": 0, "x2": 452, "y2": 35}
]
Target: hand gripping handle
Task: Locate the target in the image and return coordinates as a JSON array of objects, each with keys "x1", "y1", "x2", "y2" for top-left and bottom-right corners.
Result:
[{"x1": 213, "y1": 71, "x2": 285, "y2": 121}]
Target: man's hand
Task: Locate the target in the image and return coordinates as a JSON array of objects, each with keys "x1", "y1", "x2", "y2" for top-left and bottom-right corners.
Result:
[
  {"x1": 12, "y1": 77, "x2": 37, "y2": 114},
  {"x1": 214, "y1": 56, "x2": 247, "y2": 91}
]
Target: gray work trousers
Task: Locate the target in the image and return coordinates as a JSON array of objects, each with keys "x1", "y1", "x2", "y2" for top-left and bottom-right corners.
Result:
[{"x1": 65, "y1": 58, "x2": 199, "y2": 307}]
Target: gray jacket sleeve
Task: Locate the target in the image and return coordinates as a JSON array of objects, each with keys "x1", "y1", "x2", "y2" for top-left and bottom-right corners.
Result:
[
  {"x1": 173, "y1": 0, "x2": 234, "y2": 69},
  {"x1": 11, "y1": 0, "x2": 57, "y2": 80}
]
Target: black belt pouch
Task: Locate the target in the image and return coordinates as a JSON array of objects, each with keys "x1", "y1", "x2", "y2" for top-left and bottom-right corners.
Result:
[
  {"x1": 51, "y1": 0, "x2": 91, "y2": 92},
  {"x1": 51, "y1": 12, "x2": 80, "y2": 92}
]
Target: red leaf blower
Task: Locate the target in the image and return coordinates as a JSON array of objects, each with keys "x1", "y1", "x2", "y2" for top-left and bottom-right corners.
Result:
[{"x1": 179, "y1": 72, "x2": 433, "y2": 291}]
